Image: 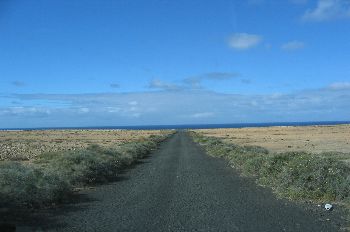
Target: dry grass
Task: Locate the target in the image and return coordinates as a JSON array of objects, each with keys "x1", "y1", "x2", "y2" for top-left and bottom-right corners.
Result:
[
  {"x1": 195, "y1": 124, "x2": 350, "y2": 164},
  {"x1": 0, "y1": 129, "x2": 171, "y2": 161}
]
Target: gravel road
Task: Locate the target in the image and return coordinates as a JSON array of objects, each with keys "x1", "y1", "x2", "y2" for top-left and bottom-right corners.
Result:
[{"x1": 18, "y1": 131, "x2": 344, "y2": 231}]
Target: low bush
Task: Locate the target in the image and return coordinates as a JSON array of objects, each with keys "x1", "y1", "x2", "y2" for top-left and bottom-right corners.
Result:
[
  {"x1": 275, "y1": 154, "x2": 350, "y2": 201},
  {"x1": 35, "y1": 138, "x2": 165, "y2": 186},
  {"x1": 36, "y1": 148, "x2": 117, "y2": 185},
  {"x1": 191, "y1": 132, "x2": 350, "y2": 204},
  {"x1": 0, "y1": 162, "x2": 71, "y2": 207},
  {"x1": 0, "y1": 134, "x2": 170, "y2": 208}
]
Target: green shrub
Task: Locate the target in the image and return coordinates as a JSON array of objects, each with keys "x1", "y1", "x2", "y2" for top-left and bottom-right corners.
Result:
[
  {"x1": 36, "y1": 149, "x2": 112, "y2": 185},
  {"x1": 240, "y1": 155, "x2": 266, "y2": 175},
  {"x1": 242, "y1": 145, "x2": 269, "y2": 154},
  {"x1": 36, "y1": 138, "x2": 165, "y2": 186},
  {"x1": 118, "y1": 141, "x2": 156, "y2": 159},
  {"x1": 0, "y1": 133, "x2": 170, "y2": 209},
  {"x1": 192, "y1": 133, "x2": 350, "y2": 203},
  {"x1": 276, "y1": 155, "x2": 350, "y2": 201},
  {"x1": 0, "y1": 162, "x2": 71, "y2": 207}
]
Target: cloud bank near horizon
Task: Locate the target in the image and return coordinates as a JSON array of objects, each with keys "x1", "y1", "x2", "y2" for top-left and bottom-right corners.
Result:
[{"x1": 1, "y1": 82, "x2": 349, "y2": 128}]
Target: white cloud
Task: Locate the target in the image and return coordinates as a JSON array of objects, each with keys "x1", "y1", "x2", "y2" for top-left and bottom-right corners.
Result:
[
  {"x1": 128, "y1": 101, "x2": 138, "y2": 106},
  {"x1": 131, "y1": 113, "x2": 141, "y2": 118},
  {"x1": 148, "y1": 79, "x2": 180, "y2": 91},
  {"x1": 184, "y1": 72, "x2": 239, "y2": 89},
  {"x1": 327, "y1": 82, "x2": 350, "y2": 90},
  {"x1": 302, "y1": 0, "x2": 350, "y2": 21},
  {"x1": 78, "y1": 107, "x2": 90, "y2": 113},
  {"x1": 199, "y1": 72, "x2": 240, "y2": 80},
  {"x1": 228, "y1": 33, "x2": 262, "y2": 50},
  {"x1": 129, "y1": 106, "x2": 138, "y2": 112},
  {"x1": 281, "y1": 41, "x2": 305, "y2": 51},
  {"x1": 149, "y1": 72, "x2": 239, "y2": 91},
  {"x1": 190, "y1": 112, "x2": 215, "y2": 118},
  {"x1": 0, "y1": 107, "x2": 51, "y2": 116},
  {"x1": 106, "y1": 107, "x2": 121, "y2": 113}
]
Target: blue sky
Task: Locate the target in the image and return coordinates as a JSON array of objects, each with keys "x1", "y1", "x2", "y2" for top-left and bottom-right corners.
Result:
[{"x1": 0, "y1": 0, "x2": 350, "y2": 128}]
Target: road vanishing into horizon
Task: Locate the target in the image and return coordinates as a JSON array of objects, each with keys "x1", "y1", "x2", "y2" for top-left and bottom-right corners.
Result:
[{"x1": 20, "y1": 131, "x2": 344, "y2": 231}]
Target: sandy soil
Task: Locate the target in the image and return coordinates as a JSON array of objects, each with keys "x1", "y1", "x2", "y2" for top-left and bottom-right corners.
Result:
[
  {"x1": 0, "y1": 129, "x2": 171, "y2": 161},
  {"x1": 195, "y1": 124, "x2": 350, "y2": 155}
]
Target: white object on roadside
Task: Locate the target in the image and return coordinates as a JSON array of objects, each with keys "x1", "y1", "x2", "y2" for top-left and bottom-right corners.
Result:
[{"x1": 324, "y1": 203, "x2": 333, "y2": 210}]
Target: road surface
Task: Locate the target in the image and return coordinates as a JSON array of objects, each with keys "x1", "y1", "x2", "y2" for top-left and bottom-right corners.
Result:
[{"x1": 19, "y1": 131, "x2": 344, "y2": 231}]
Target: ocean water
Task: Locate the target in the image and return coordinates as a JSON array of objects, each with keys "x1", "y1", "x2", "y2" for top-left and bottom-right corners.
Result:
[{"x1": 1, "y1": 121, "x2": 350, "y2": 131}]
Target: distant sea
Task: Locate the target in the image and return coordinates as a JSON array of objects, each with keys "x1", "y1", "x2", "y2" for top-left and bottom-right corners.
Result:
[{"x1": 1, "y1": 121, "x2": 350, "y2": 131}]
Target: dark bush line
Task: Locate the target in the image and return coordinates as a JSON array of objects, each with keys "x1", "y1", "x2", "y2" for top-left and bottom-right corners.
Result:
[
  {"x1": 191, "y1": 132, "x2": 350, "y2": 204},
  {"x1": 0, "y1": 134, "x2": 171, "y2": 208}
]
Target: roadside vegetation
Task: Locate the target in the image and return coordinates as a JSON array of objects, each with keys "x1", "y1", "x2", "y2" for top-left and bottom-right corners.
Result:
[
  {"x1": 190, "y1": 132, "x2": 350, "y2": 206},
  {"x1": 0, "y1": 134, "x2": 171, "y2": 208}
]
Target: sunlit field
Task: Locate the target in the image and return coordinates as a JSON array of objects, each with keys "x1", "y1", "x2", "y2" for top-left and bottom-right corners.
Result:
[
  {"x1": 0, "y1": 129, "x2": 171, "y2": 161},
  {"x1": 195, "y1": 124, "x2": 350, "y2": 164}
]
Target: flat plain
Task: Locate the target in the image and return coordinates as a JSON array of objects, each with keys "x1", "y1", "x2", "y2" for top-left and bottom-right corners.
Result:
[
  {"x1": 196, "y1": 124, "x2": 350, "y2": 154},
  {"x1": 13, "y1": 132, "x2": 345, "y2": 231},
  {"x1": 0, "y1": 129, "x2": 171, "y2": 161}
]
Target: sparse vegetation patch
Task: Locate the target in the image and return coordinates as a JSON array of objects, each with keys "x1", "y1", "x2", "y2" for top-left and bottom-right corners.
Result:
[
  {"x1": 191, "y1": 132, "x2": 350, "y2": 204},
  {"x1": 0, "y1": 133, "x2": 171, "y2": 208}
]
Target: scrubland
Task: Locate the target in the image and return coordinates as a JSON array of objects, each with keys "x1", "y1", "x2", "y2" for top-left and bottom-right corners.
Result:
[
  {"x1": 197, "y1": 124, "x2": 350, "y2": 155},
  {"x1": 0, "y1": 129, "x2": 168, "y2": 161},
  {"x1": 0, "y1": 130, "x2": 172, "y2": 208},
  {"x1": 191, "y1": 125, "x2": 350, "y2": 206}
]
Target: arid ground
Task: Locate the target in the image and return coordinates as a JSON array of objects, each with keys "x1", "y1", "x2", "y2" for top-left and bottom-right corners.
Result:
[
  {"x1": 0, "y1": 129, "x2": 171, "y2": 161},
  {"x1": 11, "y1": 132, "x2": 344, "y2": 231},
  {"x1": 195, "y1": 124, "x2": 350, "y2": 154}
]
